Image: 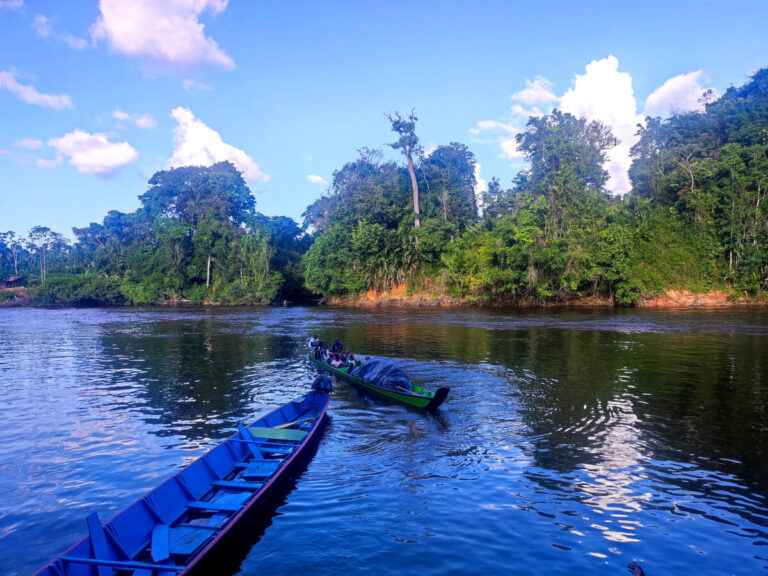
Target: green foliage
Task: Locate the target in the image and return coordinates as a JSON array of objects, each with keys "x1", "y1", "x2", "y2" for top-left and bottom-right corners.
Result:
[
  {"x1": 33, "y1": 277, "x2": 127, "y2": 307},
  {"x1": 0, "y1": 291, "x2": 18, "y2": 302},
  {"x1": 3, "y1": 162, "x2": 308, "y2": 307},
  {"x1": 4, "y1": 69, "x2": 768, "y2": 307},
  {"x1": 304, "y1": 225, "x2": 366, "y2": 296}
]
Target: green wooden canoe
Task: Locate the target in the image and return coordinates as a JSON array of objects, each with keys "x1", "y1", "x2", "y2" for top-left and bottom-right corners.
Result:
[{"x1": 307, "y1": 353, "x2": 449, "y2": 410}]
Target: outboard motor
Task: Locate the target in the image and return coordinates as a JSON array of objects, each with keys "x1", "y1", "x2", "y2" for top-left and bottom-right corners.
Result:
[{"x1": 312, "y1": 374, "x2": 333, "y2": 393}]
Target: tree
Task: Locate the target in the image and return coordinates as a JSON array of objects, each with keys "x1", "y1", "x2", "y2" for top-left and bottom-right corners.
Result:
[
  {"x1": 0, "y1": 231, "x2": 23, "y2": 275},
  {"x1": 419, "y1": 142, "x2": 478, "y2": 229},
  {"x1": 387, "y1": 110, "x2": 423, "y2": 228},
  {"x1": 27, "y1": 226, "x2": 67, "y2": 284},
  {"x1": 514, "y1": 110, "x2": 618, "y2": 240}
]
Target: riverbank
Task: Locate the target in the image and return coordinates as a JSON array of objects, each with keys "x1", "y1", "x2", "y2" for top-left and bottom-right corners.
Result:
[
  {"x1": 4, "y1": 285, "x2": 767, "y2": 309},
  {"x1": 324, "y1": 286, "x2": 768, "y2": 309}
]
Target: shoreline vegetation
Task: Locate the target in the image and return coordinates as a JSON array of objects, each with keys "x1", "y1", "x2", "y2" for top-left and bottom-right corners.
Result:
[{"x1": 2, "y1": 70, "x2": 768, "y2": 310}]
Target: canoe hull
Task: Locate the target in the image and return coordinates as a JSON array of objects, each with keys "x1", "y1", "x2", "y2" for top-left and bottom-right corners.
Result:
[
  {"x1": 308, "y1": 353, "x2": 448, "y2": 410},
  {"x1": 182, "y1": 411, "x2": 328, "y2": 575},
  {"x1": 35, "y1": 390, "x2": 330, "y2": 576}
]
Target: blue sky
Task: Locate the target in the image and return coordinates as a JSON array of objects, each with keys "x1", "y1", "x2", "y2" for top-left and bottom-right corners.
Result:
[{"x1": 1, "y1": 0, "x2": 766, "y2": 237}]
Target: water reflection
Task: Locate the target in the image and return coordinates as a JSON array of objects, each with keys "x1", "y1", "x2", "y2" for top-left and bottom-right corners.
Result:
[{"x1": 1, "y1": 307, "x2": 767, "y2": 575}]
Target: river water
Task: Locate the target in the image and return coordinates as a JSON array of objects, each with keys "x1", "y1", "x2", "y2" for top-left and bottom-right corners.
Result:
[{"x1": 0, "y1": 307, "x2": 766, "y2": 575}]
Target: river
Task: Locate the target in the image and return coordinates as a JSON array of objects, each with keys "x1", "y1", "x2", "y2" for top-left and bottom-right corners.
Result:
[{"x1": 0, "y1": 307, "x2": 766, "y2": 575}]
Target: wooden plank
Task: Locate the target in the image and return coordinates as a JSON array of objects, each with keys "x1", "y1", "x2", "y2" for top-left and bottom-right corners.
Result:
[
  {"x1": 247, "y1": 426, "x2": 307, "y2": 442},
  {"x1": 85, "y1": 512, "x2": 113, "y2": 576},
  {"x1": 185, "y1": 501, "x2": 241, "y2": 513},
  {"x1": 60, "y1": 556, "x2": 183, "y2": 572},
  {"x1": 151, "y1": 524, "x2": 170, "y2": 562},
  {"x1": 211, "y1": 479, "x2": 263, "y2": 490},
  {"x1": 168, "y1": 525, "x2": 213, "y2": 556},
  {"x1": 242, "y1": 460, "x2": 280, "y2": 480},
  {"x1": 237, "y1": 424, "x2": 264, "y2": 459}
]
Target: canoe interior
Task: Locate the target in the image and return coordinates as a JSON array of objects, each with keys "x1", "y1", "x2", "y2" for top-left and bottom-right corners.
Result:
[
  {"x1": 36, "y1": 391, "x2": 330, "y2": 576},
  {"x1": 308, "y1": 353, "x2": 448, "y2": 410}
]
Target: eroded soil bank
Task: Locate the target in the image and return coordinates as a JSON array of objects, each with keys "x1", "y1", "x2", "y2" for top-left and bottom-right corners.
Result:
[{"x1": 324, "y1": 286, "x2": 768, "y2": 309}]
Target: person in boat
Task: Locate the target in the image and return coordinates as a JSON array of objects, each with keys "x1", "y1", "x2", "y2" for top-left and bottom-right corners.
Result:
[
  {"x1": 331, "y1": 354, "x2": 343, "y2": 368},
  {"x1": 308, "y1": 334, "x2": 319, "y2": 349},
  {"x1": 314, "y1": 347, "x2": 324, "y2": 361},
  {"x1": 331, "y1": 338, "x2": 343, "y2": 353}
]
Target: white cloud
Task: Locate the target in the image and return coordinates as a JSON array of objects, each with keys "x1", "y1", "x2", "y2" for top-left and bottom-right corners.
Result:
[
  {"x1": 36, "y1": 156, "x2": 62, "y2": 168},
  {"x1": 32, "y1": 15, "x2": 53, "y2": 37},
  {"x1": 134, "y1": 114, "x2": 157, "y2": 129},
  {"x1": 473, "y1": 163, "x2": 488, "y2": 214},
  {"x1": 499, "y1": 137, "x2": 524, "y2": 160},
  {"x1": 306, "y1": 174, "x2": 327, "y2": 185},
  {"x1": 511, "y1": 76, "x2": 559, "y2": 106},
  {"x1": 33, "y1": 14, "x2": 88, "y2": 50},
  {"x1": 182, "y1": 78, "x2": 213, "y2": 91},
  {"x1": 113, "y1": 108, "x2": 157, "y2": 129},
  {"x1": 63, "y1": 34, "x2": 88, "y2": 51},
  {"x1": 0, "y1": 70, "x2": 73, "y2": 109},
  {"x1": 169, "y1": 107, "x2": 267, "y2": 182},
  {"x1": 472, "y1": 57, "x2": 718, "y2": 195},
  {"x1": 91, "y1": 0, "x2": 234, "y2": 69},
  {"x1": 470, "y1": 120, "x2": 516, "y2": 135},
  {"x1": 644, "y1": 71, "x2": 712, "y2": 117},
  {"x1": 48, "y1": 130, "x2": 138, "y2": 176},
  {"x1": 559, "y1": 56, "x2": 642, "y2": 194},
  {"x1": 14, "y1": 138, "x2": 43, "y2": 150},
  {"x1": 0, "y1": 0, "x2": 23, "y2": 9}
]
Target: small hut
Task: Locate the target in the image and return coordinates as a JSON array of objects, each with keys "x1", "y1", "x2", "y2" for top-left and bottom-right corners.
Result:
[{"x1": 1, "y1": 276, "x2": 22, "y2": 289}]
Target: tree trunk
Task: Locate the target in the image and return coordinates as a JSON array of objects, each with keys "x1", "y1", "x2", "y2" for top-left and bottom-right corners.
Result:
[
  {"x1": 12, "y1": 249, "x2": 17, "y2": 275},
  {"x1": 206, "y1": 252, "x2": 212, "y2": 287},
  {"x1": 406, "y1": 153, "x2": 420, "y2": 228}
]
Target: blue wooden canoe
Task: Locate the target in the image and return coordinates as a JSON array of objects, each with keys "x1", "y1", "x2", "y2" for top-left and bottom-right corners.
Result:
[{"x1": 35, "y1": 389, "x2": 330, "y2": 576}]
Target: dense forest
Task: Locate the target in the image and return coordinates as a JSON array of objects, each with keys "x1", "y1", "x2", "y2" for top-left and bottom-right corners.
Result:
[{"x1": 2, "y1": 69, "x2": 767, "y2": 307}]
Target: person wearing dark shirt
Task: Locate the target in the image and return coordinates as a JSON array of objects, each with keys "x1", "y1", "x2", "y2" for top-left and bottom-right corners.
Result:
[{"x1": 331, "y1": 338, "x2": 343, "y2": 353}]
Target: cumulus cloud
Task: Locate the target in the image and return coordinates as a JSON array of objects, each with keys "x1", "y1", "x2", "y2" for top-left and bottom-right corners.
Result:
[
  {"x1": 169, "y1": 107, "x2": 267, "y2": 182},
  {"x1": 113, "y1": 108, "x2": 157, "y2": 129},
  {"x1": 306, "y1": 174, "x2": 327, "y2": 185},
  {"x1": 33, "y1": 14, "x2": 88, "y2": 50},
  {"x1": 0, "y1": 70, "x2": 73, "y2": 109},
  {"x1": 14, "y1": 138, "x2": 43, "y2": 150},
  {"x1": 511, "y1": 76, "x2": 559, "y2": 106},
  {"x1": 472, "y1": 57, "x2": 720, "y2": 195},
  {"x1": 47, "y1": 130, "x2": 138, "y2": 176},
  {"x1": 91, "y1": 0, "x2": 234, "y2": 69},
  {"x1": 470, "y1": 80, "x2": 550, "y2": 160},
  {"x1": 644, "y1": 71, "x2": 712, "y2": 117},
  {"x1": 559, "y1": 56, "x2": 642, "y2": 194}
]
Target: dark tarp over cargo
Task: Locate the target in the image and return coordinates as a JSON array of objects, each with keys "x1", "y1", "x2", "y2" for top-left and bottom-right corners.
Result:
[{"x1": 350, "y1": 358, "x2": 414, "y2": 392}]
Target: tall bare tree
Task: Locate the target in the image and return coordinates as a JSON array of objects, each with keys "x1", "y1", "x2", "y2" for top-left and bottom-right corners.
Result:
[{"x1": 387, "y1": 110, "x2": 422, "y2": 228}]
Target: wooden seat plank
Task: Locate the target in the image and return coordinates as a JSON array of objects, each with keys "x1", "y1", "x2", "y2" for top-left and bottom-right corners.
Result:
[{"x1": 86, "y1": 512, "x2": 113, "y2": 576}]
